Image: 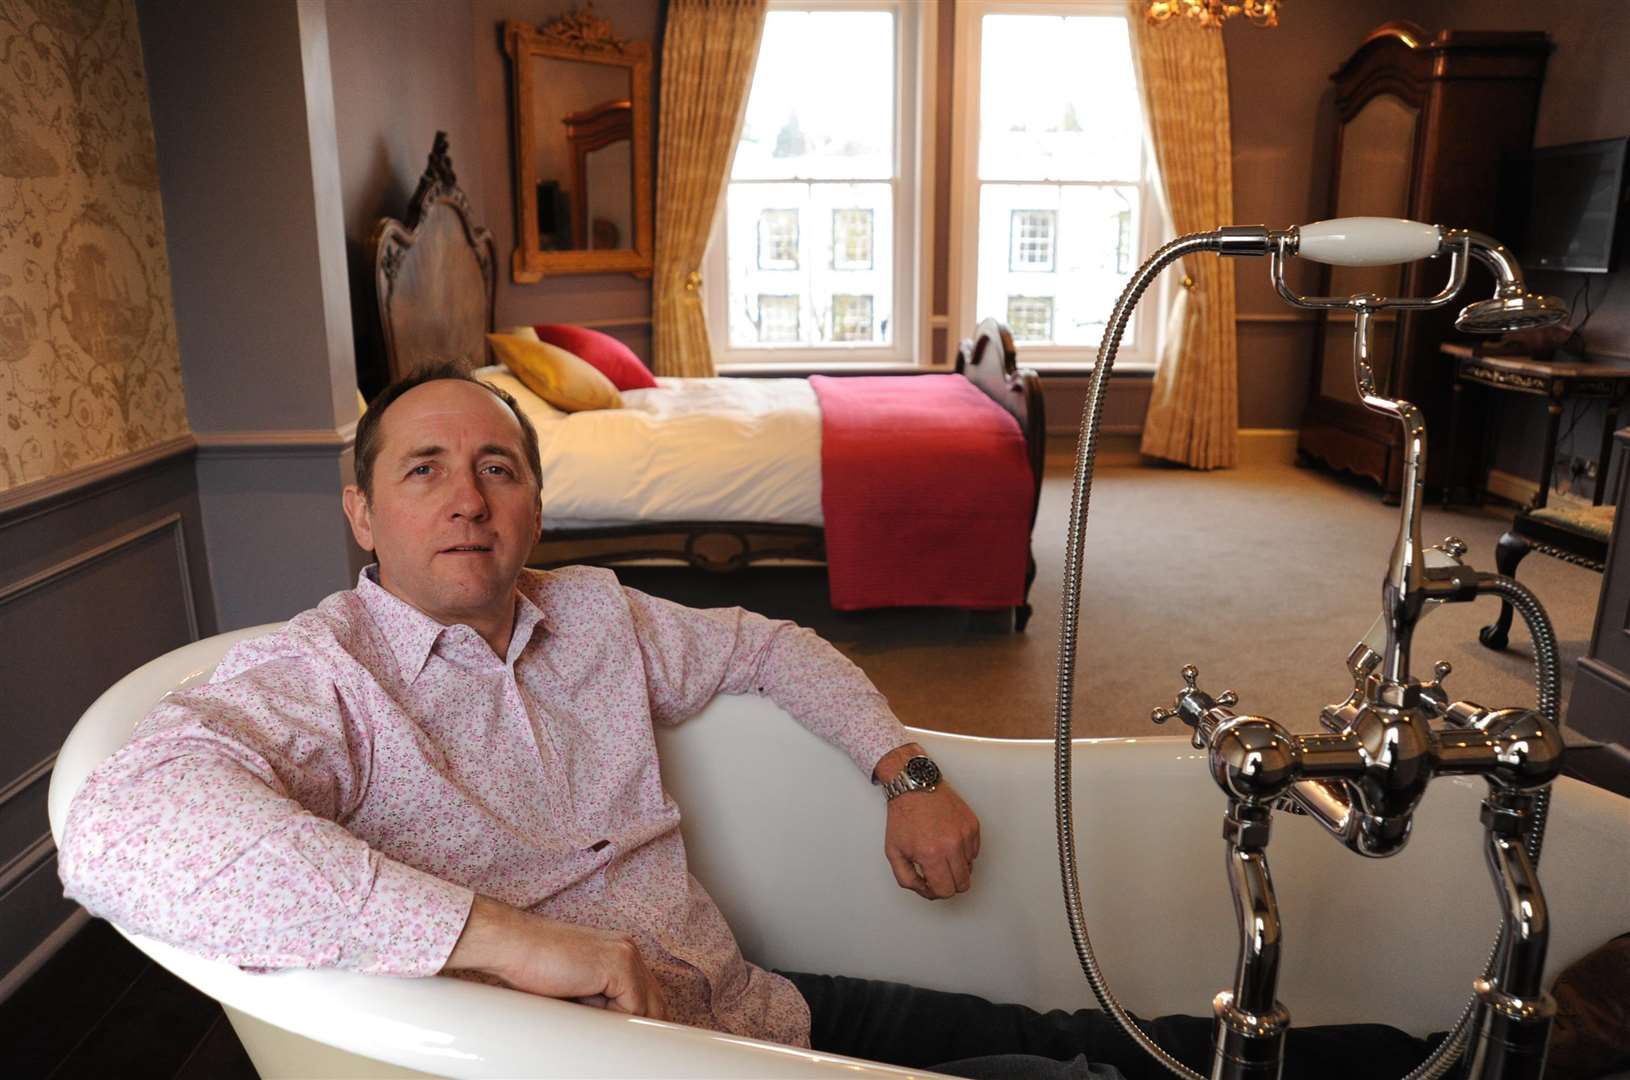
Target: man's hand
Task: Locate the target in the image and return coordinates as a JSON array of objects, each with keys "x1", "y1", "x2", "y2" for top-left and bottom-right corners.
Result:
[
  {"x1": 875, "y1": 744, "x2": 981, "y2": 900},
  {"x1": 443, "y1": 895, "x2": 669, "y2": 1020}
]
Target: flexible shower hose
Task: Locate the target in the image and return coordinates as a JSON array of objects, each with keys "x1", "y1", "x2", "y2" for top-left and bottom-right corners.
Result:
[{"x1": 1052, "y1": 232, "x2": 1563, "y2": 1080}]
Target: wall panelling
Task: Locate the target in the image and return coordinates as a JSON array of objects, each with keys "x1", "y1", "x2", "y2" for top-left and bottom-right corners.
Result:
[{"x1": 0, "y1": 446, "x2": 214, "y2": 1001}]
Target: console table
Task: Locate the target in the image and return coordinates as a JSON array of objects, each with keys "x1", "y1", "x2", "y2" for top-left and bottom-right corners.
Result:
[{"x1": 1440, "y1": 344, "x2": 1630, "y2": 648}]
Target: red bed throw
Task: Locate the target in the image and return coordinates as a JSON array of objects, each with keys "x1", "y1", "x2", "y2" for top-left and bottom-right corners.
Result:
[{"x1": 810, "y1": 374, "x2": 1034, "y2": 611}]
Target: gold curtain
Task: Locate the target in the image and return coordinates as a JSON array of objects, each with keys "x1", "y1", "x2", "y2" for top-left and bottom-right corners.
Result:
[
  {"x1": 1127, "y1": 3, "x2": 1239, "y2": 469},
  {"x1": 651, "y1": 0, "x2": 768, "y2": 377}
]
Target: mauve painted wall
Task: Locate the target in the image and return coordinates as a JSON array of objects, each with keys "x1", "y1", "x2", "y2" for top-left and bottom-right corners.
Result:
[
  {"x1": 327, "y1": 0, "x2": 487, "y2": 395},
  {"x1": 137, "y1": 0, "x2": 356, "y2": 435}
]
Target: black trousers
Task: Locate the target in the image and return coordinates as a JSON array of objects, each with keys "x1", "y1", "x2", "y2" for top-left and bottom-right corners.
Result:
[{"x1": 782, "y1": 971, "x2": 1443, "y2": 1080}]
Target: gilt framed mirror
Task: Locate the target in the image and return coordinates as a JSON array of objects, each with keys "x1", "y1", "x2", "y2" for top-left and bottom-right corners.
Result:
[{"x1": 504, "y1": 10, "x2": 653, "y2": 281}]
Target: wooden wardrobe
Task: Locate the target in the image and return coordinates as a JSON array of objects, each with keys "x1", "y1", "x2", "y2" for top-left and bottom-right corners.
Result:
[{"x1": 1297, "y1": 22, "x2": 1549, "y2": 499}]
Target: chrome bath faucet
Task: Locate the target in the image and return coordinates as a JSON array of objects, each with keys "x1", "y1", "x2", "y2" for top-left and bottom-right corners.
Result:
[{"x1": 1055, "y1": 219, "x2": 1571, "y2": 1080}]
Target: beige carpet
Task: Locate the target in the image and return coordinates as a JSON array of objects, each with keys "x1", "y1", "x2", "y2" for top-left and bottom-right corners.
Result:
[{"x1": 614, "y1": 454, "x2": 1604, "y2": 741}]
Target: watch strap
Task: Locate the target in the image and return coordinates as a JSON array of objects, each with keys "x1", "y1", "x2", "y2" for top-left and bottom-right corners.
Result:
[{"x1": 882, "y1": 755, "x2": 941, "y2": 800}]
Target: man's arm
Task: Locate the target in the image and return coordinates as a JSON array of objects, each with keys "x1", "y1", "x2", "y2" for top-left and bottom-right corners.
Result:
[
  {"x1": 62, "y1": 644, "x2": 671, "y2": 1017},
  {"x1": 58, "y1": 652, "x2": 472, "y2": 977},
  {"x1": 443, "y1": 896, "x2": 667, "y2": 1018},
  {"x1": 623, "y1": 588, "x2": 981, "y2": 899}
]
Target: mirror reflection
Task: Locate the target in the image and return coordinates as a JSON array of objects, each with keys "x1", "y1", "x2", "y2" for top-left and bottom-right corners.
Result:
[
  {"x1": 505, "y1": 13, "x2": 652, "y2": 281},
  {"x1": 530, "y1": 59, "x2": 635, "y2": 252}
]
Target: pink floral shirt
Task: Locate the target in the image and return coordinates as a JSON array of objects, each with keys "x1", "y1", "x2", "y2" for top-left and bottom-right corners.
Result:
[{"x1": 59, "y1": 566, "x2": 909, "y2": 1046}]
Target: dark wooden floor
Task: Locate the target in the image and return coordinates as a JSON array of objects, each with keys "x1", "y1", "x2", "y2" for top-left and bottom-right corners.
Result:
[{"x1": 2, "y1": 920, "x2": 254, "y2": 1080}]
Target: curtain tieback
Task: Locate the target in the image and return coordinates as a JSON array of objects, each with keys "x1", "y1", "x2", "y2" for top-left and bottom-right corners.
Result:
[
  {"x1": 1181, "y1": 273, "x2": 1196, "y2": 290},
  {"x1": 682, "y1": 270, "x2": 703, "y2": 305}
]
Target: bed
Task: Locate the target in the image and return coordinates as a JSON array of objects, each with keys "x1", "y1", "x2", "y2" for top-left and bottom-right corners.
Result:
[{"x1": 371, "y1": 134, "x2": 1045, "y2": 627}]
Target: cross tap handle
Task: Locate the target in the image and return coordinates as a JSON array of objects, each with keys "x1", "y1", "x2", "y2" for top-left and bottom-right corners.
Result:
[
  {"x1": 1419, "y1": 659, "x2": 1455, "y2": 720},
  {"x1": 1151, "y1": 664, "x2": 1239, "y2": 748}
]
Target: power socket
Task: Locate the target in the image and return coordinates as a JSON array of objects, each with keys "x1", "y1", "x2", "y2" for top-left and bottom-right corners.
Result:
[{"x1": 1559, "y1": 456, "x2": 1597, "y2": 497}]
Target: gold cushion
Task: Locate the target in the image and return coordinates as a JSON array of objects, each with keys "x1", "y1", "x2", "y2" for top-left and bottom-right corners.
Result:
[
  {"x1": 1530, "y1": 503, "x2": 1615, "y2": 543},
  {"x1": 500, "y1": 325, "x2": 543, "y2": 343},
  {"x1": 486, "y1": 333, "x2": 622, "y2": 413}
]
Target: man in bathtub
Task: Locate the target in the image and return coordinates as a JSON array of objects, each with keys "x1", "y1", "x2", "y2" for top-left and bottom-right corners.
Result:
[{"x1": 60, "y1": 366, "x2": 1436, "y2": 1080}]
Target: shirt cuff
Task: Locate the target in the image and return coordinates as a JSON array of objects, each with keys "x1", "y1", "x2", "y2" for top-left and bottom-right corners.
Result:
[
  {"x1": 836, "y1": 708, "x2": 913, "y2": 780},
  {"x1": 346, "y1": 855, "x2": 476, "y2": 977}
]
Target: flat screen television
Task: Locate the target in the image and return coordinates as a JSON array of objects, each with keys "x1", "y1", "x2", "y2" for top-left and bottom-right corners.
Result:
[{"x1": 1505, "y1": 136, "x2": 1629, "y2": 274}]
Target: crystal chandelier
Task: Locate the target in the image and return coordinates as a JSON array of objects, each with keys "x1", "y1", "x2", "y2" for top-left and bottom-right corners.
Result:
[{"x1": 1146, "y1": 0, "x2": 1279, "y2": 28}]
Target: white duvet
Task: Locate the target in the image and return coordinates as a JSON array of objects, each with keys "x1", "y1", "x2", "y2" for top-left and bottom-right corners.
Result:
[{"x1": 476, "y1": 367, "x2": 824, "y2": 528}]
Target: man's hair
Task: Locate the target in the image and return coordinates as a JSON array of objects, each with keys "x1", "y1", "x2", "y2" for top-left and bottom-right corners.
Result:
[{"x1": 354, "y1": 363, "x2": 544, "y2": 502}]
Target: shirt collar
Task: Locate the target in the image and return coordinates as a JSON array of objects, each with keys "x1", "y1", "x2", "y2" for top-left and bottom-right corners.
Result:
[
  {"x1": 507, "y1": 585, "x2": 548, "y2": 666},
  {"x1": 355, "y1": 566, "x2": 548, "y2": 682}
]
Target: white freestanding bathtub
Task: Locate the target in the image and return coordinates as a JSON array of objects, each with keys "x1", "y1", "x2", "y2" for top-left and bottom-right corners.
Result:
[{"x1": 47, "y1": 626, "x2": 1630, "y2": 1078}]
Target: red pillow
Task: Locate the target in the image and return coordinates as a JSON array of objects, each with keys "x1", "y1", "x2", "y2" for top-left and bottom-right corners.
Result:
[{"x1": 531, "y1": 325, "x2": 658, "y2": 391}]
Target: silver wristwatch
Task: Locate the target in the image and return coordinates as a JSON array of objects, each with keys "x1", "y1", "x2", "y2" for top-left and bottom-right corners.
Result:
[{"x1": 881, "y1": 755, "x2": 942, "y2": 801}]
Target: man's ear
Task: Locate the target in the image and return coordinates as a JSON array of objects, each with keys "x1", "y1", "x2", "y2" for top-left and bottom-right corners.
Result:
[{"x1": 342, "y1": 485, "x2": 375, "y2": 552}]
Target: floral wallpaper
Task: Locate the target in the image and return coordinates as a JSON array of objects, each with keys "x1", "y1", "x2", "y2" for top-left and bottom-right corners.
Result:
[{"x1": 0, "y1": 0, "x2": 187, "y2": 494}]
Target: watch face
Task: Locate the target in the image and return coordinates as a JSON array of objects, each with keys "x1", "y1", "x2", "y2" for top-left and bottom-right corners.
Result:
[{"x1": 904, "y1": 756, "x2": 940, "y2": 788}]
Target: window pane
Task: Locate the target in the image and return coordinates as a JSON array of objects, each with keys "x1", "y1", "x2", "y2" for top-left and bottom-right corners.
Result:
[
  {"x1": 726, "y1": 180, "x2": 893, "y2": 348},
  {"x1": 978, "y1": 15, "x2": 1142, "y2": 183},
  {"x1": 758, "y1": 209, "x2": 800, "y2": 269},
  {"x1": 833, "y1": 208, "x2": 875, "y2": 269},
  {"x1": 831, "y1": 294, "x2": 875, "y2": 341},
  {"x1": 976, "y1": 183, "x2": 1138, "y2": 349},
  {"x1": 1010, "y1": 209, "x2": 1057, "y2": 271},
  {"x1": 757, "y1": 295, "x2": 802, "y2": 342},
  {"x1": 1006, "y1": 297, "x2": 1054, "y2": 342},
  {"x1": 733, "y1": 10, "x2": 895, "y2": 182}
]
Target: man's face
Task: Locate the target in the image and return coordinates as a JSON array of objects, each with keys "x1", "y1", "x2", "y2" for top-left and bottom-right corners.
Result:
[{"x1": 342, "y1": 380, "x2": 541, "y2": 629}]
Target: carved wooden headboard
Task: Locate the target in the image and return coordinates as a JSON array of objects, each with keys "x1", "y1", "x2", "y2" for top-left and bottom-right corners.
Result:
[{"x1": 371, "y1": 133, "x2": 497, "y2": 383}]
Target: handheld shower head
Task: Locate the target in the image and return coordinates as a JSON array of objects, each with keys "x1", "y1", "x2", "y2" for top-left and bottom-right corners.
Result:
[
  {"x1": 1257, "y1": 219, "x2": 1571, "y2": 334},
  {"x1": 1447, "y1": 230, "x2": 1570, "y2": 334},
  {"x1": 1454, "y1": 293, "x2": 1571, "y2": 334}
]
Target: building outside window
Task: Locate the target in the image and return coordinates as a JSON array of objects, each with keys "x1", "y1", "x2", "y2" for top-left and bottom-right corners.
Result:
[
  {"x1": 962, "y1": 7, "x2": 1157, "y2": 359},
  {"x1": 831, "y1": 294, "x2": 875, "y2": 341},
  {"x1": 832, "y1": 208, "x2": 875, "y2": 269},
  {"x1": 758, "y1": 209, "x2": 800, "y2": 269},
  {"x1": 709, "y1": 3, "x2": 914, "y2": 358},
  {"x1": 756, "y1": 294, "x2": 802, "y2": 342},
  {"x1": 1006, "y1": 296, "x2": 1054, "y2": 342},
  {"x1": 1010, "y1": 210, "x2": 1057, "y2": 271}
]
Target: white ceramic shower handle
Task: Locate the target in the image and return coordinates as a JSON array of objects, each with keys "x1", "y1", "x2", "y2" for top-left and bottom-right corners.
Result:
[{"x1": 1297, "y1": 217, "x2": 1443, "y2": 267}]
